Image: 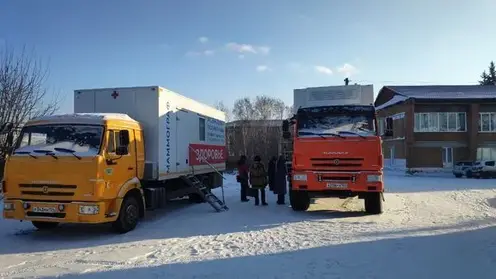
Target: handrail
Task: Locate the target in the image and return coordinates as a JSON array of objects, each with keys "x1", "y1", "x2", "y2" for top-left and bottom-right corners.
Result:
[{"x1": 188, "y1": 145, "x2": 226, "y2": 204}]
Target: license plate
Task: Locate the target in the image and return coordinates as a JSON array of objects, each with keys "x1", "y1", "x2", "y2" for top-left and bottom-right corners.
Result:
[
  {"x1": 32, "y1": 206, "x2": 57, "y2": 213},
  {"x1": 326, "y1": 183, "x2": 347, "y2": 189}
]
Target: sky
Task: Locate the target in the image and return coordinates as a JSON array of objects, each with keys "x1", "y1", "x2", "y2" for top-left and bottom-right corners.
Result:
[{"x1": 1, "y1": 0, "x2": 496, "y2": 114}]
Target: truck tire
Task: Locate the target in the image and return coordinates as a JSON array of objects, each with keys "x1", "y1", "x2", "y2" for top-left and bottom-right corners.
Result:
[
  {"x1": 290, "y1": 191, "x2": 310, "y2": 211},
  {"x1": 364, "y1": 192, "x2": 383, "y2": 214},
  {"x1": 32, "y1": 221, "x2": 59, "y2": 230},
  {"x1": 112, "y1": 195, "x2": 139, "y2": 233}
]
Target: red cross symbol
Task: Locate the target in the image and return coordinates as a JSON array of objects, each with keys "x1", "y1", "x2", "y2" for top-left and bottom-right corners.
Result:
[{"x1": 111, "y1": 90, "x2": 119, "y2": 99}]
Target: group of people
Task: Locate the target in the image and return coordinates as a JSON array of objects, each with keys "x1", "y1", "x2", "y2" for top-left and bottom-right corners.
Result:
[{"x1": 236, "y1": 154, "x2": 288, "y2": 206}]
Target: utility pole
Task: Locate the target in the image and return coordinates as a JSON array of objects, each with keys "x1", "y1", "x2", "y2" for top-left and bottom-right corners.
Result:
[{"x1": 344, "y1": 78, "x2": 350, "y2": 86}]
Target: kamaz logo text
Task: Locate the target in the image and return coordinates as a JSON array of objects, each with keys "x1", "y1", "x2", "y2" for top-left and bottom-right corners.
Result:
[{"x1": 323, "y1": 151, "x2": 349, "y2": 155}]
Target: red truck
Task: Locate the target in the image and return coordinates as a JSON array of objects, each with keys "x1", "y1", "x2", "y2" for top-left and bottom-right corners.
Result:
[{"x1": 282, "y1": 85, "x2": 388, "y2": 214}]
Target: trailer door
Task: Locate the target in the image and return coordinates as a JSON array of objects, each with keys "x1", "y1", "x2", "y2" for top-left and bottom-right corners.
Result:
[{"x1": 175, "y1": 109, "x2": 192, "y2": 173}]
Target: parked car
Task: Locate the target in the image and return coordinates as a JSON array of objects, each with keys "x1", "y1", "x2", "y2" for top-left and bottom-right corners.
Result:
[
  {"x1": 453, "y1": 161, "x2": 475, "y2": 178},
  {"x1": 470, "y1": 160, "x2": 496, "y2": 179}
]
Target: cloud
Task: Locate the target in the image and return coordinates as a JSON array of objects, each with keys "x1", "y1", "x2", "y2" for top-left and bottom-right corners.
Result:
[
  {"x1": 314, "y1": 65, "x2": 333, "y2": 75},
  {"x1": 198, "y1": 36, "x2": 209, "y2": 44},
  {"x1": 226, "y1": 42, "x2": 270, "y2": 55},
  {"x1": 337, "y1": 63, "x2": 359, "y2": 77},
  {"x1": 185, "y1": 50, "x2": 214, "y2": 57},
  {"x1": 203, "y1": 50, "x2": 214, "y2": 56},
  {"x1": 256, "y1": 65, "x2": 271, "y2": 72}
]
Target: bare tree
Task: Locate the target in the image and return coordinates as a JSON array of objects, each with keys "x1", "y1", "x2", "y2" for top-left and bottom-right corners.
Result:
[
  {"x1": 0, "y1": 46, "x2": 59, "y2": 157},
  {"x1": 272, "y1": 99, "x2": 286, "y2": 119},
  {"x1": 253, "y1": 95, "x2": 275, "y2": 120},
  {"x1": 284, "y1": 105, "x2": 294, "y2": 119},
  {"x1": 232, "y1": 97, "x2": 255, "y2": 120},
  {"x1": 227, "y1": 95, "x2": 289, "y2": 163}
]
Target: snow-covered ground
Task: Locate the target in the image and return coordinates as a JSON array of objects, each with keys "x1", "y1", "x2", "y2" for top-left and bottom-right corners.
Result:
[{"x1": 1, "y1": 172, "x2": 496, "y2": 279}]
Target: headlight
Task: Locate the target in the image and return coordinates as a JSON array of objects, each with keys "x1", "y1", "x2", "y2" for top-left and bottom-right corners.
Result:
[
  {"x1": 79, "y1": 205, "x2": 99, "y2": 215},
  {"x1": 3, "y1": 202, "x2": 15, "y2": 211},
  {"x1": 367, "y1": 174, "x2": 382, "y2": 182},
  {"x1": 293, "y1": 174, "x2": 307, "y2": 181}
]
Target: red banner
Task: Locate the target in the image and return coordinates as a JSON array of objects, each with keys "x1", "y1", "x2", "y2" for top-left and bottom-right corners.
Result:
[{"x1": 189, "y1": 144, "x2": 226, "y2": 166}]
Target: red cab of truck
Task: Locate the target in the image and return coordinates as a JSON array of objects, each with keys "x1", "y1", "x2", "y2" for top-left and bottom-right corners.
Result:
[{"x1": 283, "y1": 90, "x2": 388, "y2": 214}]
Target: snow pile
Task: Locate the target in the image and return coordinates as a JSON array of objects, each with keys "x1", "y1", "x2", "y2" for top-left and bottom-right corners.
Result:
[{"x1": 1, "y1": 173, "x2": 496, "y2": 278}]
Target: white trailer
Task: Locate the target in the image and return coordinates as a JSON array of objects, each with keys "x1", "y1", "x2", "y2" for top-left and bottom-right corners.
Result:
[
  {"x1": 73, "y1": 86, "x2": 226, "y2": 185},
  {"x1": 293, "y1": 84, "x2": 374, "y2": 113}
]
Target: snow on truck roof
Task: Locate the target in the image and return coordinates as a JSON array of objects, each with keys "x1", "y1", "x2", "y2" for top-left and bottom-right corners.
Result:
[{"x1": 28, "y1": 113, "x2": 139, "y2": 124}]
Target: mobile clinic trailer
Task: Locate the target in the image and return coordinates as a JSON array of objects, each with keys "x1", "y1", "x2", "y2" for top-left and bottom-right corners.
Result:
[
  {"x1": 2, "y1": 86, "x2": 227, "y2": 233},
  {"x1": 74, "y1": 86, "x2": 227, "y2": 180}
]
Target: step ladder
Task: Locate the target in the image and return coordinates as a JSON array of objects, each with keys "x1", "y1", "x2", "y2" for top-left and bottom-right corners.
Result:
[{"x1": 181, "y1": 174, "x2": 229, "y2": 212}]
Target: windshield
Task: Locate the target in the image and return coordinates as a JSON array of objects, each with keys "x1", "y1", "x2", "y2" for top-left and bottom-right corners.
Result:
[
  {"x1": 13, "y1": 124, "x2": 104, "y2": 156},
  {"x1": 297, "y1": 113, "x2": 377, "y2": 137}
]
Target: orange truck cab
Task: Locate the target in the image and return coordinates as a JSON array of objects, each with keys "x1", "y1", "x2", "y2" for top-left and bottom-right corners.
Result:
[{"x1": 282, "y1": 85, "x2": 388, "y2": 214}]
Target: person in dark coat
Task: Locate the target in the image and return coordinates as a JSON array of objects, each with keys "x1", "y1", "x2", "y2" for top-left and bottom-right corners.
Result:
[
  {"x1": 249, "y1": 155, "x2": 268, "y2": 206},
  {"x1": 237, "y1": 155, "x2": 250, "y2": 202},
  {"x1": 268, "y1": 156, "x2": 277, "y2": 192},
  {"x1": 274, "y1": 155, "x2": 288, "y2": 205}
]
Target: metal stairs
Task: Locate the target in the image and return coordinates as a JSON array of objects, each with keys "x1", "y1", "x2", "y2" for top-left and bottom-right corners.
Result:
[{"x1": 181, "y1": 174, "x2": 229, "y2": 212}]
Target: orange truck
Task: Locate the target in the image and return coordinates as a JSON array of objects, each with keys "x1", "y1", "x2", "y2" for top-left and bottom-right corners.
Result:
[{"x1": 282, "y1": 85, "x2": 388, "y2": 214}]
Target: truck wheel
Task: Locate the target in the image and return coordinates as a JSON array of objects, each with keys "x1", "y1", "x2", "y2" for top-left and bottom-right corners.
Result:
[
  {"x1": 112, "y1": 196, "x2": 139, "y2": 233},
  {"x1": 290, "y1": 191, "x2": 310, "y2": 211},
  {"x1": 32, "y1": 221, "x2": 59, "y2": 230},
  {"x1": 364, "y1": 192, "x2": 383, "y2": 214}
]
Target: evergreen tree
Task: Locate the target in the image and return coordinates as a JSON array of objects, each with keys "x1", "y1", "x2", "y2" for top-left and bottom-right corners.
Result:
[{"x1": 479, "y1": 61, "x2": 496, "y2": 85}]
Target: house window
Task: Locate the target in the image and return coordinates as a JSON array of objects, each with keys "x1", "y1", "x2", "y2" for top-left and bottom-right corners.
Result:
[
  {"x1": 478, "y1": 112, "x2": 496, "y2": 132},
  {"x1": 199, "y1": 118, "x2": 206, "y2": 141},
  {"x1": 442, "y1": 147, "x2": 453, "y2": 167},
  {"x1": 414, "y1": 112, "x2": 466, "y2": 132},
  {"x1": 477, "y1": 147, "x2": 496, "y2": 160}
]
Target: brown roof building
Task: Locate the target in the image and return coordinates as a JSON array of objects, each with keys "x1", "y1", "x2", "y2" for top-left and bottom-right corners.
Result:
[{"x1": 374, "y1": 85, "x2": 496, "y2": 171}]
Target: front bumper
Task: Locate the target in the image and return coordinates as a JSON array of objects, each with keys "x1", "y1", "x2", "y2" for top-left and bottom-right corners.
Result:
[
  {"x1": 3, "y1": 199, "x2": 118, "y2": 224},
  {"x1": 291, "y1": 171, "x2": 384, "y2": 192}
]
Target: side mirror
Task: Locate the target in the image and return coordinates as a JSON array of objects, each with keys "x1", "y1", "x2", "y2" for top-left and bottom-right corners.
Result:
[
  {"x1": 383, "y1": 130, "x2": 393, "y2": 137},
  {"x1": 116, "y1": 130, "x2": 130, "y2": 155},
  {"x1": 6, "y1": 132, "x2": 13, "y2": 146},
  {"x1": 282, "y1": 120, "x2": 292, "y2": 139},
  {"x1": 119, "y1": 130, "x2": 130, "y2": 146},
  {"x1": 116, "y1": 146, "x2": 129, "y2": 156},
  {"x1": 383, "y1": 117, "x2": 393, "y2": 137},
  {"x1": 282, "y1": 120, "x2": 289, "y2": 133}
]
